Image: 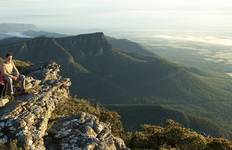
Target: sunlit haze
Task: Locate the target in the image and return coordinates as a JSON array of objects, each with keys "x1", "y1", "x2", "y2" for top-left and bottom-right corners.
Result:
[{"x1": 1, "y1": 0, "x2": 232, "y2": 34}]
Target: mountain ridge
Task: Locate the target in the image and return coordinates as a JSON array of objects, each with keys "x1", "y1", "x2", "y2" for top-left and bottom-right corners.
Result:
[
  {"x1": 1, "y1": 32, "x2": 232, "y2": 139},
  {"x1": 0, "y1": 32, "x2": 232, "y2": 104},
  {"x1": 0, "y1": 62, "x2": 231, "y2": 150}
]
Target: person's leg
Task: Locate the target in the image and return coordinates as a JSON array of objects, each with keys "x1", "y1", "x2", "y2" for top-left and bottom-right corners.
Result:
[
  {"x1": 18, "y1": 74, "x2": 26, "y2": 91},
  {"x1": 2, "y1": 84, "x2": 6, "y2": 97},
  {"x1": 5, "y1": 77, "x2": 14, "y2": 95}
]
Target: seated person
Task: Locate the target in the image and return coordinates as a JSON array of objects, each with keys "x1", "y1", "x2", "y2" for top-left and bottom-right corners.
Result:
[{"x1": 0, "y1": 52, "x2": 25, "y2": 96}]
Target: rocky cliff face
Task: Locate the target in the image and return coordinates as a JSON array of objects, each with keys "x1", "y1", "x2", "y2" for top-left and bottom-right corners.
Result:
[{"x1": 0, "y1": 62, "x2": 128, "y2": 150}]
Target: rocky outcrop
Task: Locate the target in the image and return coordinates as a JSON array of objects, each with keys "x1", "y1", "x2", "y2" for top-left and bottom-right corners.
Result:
[
  {"x1": 0, "y1": 62, "x2": 71, "y2": 150},
  {"x1": 48, "y1": 112, "x2": 128, "y2": 150},
  {"x1": 0, "y1": 62, "x2": 128, "y2": 150}
]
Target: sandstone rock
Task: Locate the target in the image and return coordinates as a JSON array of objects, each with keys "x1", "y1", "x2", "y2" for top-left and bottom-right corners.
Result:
[
  {"x1": 0, "y1": 62, "x2": 128, "y2": 150},
  {"x1": 0, "y1": 62, "x2": 71, "y2": 150},
  {"x1": 0, "y1": 98, "x2": 9, "y2": 108},
  {"x1": 113, "y1": 137, "x2": 129, "y2": 150},
  {"x1": 49, "y1": 112, "x2": 128, "y2": 150},
  {"x1": 25, "y1": 76, "x2": 41, "y2": 91}
]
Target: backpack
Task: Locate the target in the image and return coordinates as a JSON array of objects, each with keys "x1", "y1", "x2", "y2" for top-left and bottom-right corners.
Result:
[{"x1": 0, "y1": 70, "x2": 5, "y2": 85}]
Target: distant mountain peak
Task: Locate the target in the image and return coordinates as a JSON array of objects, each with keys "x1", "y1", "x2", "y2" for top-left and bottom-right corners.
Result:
[
  {"x1": 78, "y1": 31, "x2": 104, "y2": 36},
  {"x1": 0, "y1": 23, "x2": 37, "y2": 33},
  {"x1": 74, "y1": 32, "x2": 107, "y2": 43},
  {"x1": 22, "y1": 30, "x2": 67, "y2": 38},
  {"x1": 58, "y1": 32, "x2": 112, "y2": 57}
]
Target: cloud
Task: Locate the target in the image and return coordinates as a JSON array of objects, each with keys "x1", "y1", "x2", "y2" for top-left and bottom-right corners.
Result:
[
  {"x1": 1, "y1": 0, "x2": 232, "y2": 31},
  {"x1": 154, "y1": 34, "x2": 232, "y2": 46}
]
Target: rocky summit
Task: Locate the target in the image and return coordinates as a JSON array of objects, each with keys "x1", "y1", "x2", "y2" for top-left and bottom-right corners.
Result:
[{"x1": 0, "y1": 62, "x2": 128, "y2": 150}]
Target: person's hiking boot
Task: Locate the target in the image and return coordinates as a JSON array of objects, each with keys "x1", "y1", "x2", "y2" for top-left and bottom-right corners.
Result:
[
  {"x1": 0, "y1": 97, "x2": 10, "y2": 107},
  {"x1": 5, "y1": 94, "x2": 14, "y2": 101}
]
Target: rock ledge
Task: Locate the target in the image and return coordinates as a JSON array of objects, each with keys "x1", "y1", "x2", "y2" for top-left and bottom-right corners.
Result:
[{"x1": 0, "y1": 62, "x2": 128, "y2": 150}]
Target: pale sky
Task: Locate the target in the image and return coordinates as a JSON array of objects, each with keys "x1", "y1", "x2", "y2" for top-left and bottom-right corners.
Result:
[{"x1": 1, "y1": 0, "x2": 232, "y2": 33}]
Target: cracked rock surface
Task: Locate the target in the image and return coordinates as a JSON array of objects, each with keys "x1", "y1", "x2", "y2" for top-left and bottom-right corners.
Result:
[
  {"x1": 0, "y1": 62, "x2": 129, "y2": 150},
  {"x1": 48, "y1": 112, "x2": 129, "y2": 150},
  {"x1": 0, "y1": 62, "x2": 71, "y2": 150}
]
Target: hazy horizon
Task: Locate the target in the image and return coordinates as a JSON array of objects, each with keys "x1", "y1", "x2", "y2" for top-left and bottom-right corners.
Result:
[{"x1": 1, "y1": 0, "x2": 232, "y2": 34}]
